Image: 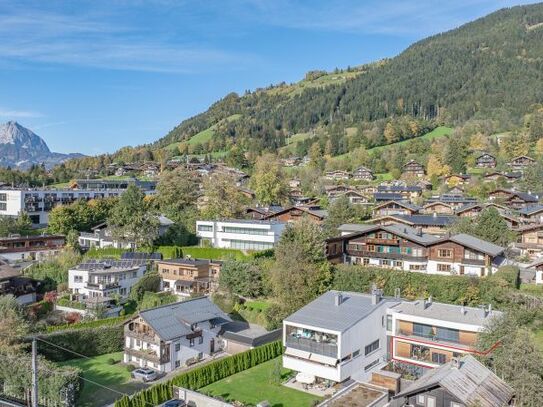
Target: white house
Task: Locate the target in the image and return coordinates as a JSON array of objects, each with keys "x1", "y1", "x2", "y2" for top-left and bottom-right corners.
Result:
[
  {"x1": 196, "y1": 219, "x2": 287, "y2": 250},
  {"x1": 123, "y1": 297, "x2": 232, "y2": 373},
  {"x1": 283, "y1": 289, "x2": 398, "y2": 384},
  {"x1": 68, "y1": 259, "x2": 148, "y2": 299}
]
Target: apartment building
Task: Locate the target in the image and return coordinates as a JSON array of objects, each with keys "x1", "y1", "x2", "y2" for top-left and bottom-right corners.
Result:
[
  {"x1": 0, "y1": 234, "x2": 65, "y2": 262},
  {"x1": 196, "y1": 219, "x2": 287, "y2": 250},
  {"x1": 0, "y1": 181, "x2": 155, "y2": 224},
  {"x1": 123, "y1": 297, "x2": 231, "y2": 373},
  {"x1": 386, "y1": 298, "x2": 502, "y2": 372},
  {"x1": 68, "y1": 259, "x2": 148, "y2": 299},
  {"x1": 283, "y1": 289, "x2": 398, "y2": 384},
  {"x1": 158, "y1": 258, "x2": 222, "y2": 297},
  {"x1": 282, "y1": 291, "x2": 501, "y2": 386},
  {"x1": 326, "y1": 225, "x2": 505, "y2": 277}
]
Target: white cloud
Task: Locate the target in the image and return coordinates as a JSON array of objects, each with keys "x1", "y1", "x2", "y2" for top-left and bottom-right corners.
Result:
[{"x1": 0, "y1": 107, "x2": 44, "y2": 118}]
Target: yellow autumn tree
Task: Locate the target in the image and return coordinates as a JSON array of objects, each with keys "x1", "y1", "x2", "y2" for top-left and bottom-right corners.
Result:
[{"x1": 427, "y1": 154, "x2": 451, "y2": 178}]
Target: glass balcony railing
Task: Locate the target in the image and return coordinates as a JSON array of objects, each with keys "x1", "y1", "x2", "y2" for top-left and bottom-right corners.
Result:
[{"x1": 285, "y1": 335, "x2": 338, "y2": 357}]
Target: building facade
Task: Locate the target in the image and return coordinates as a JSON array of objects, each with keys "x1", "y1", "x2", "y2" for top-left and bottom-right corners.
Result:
[
  {"x1": 196, "y1": 219, "x2": 287, "y2": 250},
  {"x1": 0, "y1": 234, "x2": 65, "y2": 262},
  {"x1": 158, "y1": 258, "x2": 222, "y2": 297}
]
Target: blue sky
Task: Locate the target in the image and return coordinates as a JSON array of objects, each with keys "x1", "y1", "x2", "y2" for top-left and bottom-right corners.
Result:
[{"x1": 0, "y1": 0, "x2": 537, "y2": 155}]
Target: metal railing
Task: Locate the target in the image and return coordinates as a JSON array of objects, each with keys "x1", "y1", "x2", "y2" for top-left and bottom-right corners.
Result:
[{"x1": 285, "y1": 336, "x2": 338, "y2": 357}]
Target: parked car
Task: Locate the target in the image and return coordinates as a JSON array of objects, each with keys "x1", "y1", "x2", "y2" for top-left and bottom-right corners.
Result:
[
  {"x1": 131, "y1": 368, "x2": 158, "y2": 382},
  {"x1": 160, "y1": 400, "x2": 186, "y2": 407}
]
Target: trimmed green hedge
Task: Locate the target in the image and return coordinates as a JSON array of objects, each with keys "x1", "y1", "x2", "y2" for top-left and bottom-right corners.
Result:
[
  {"x1": 37, "y1": 325, "x2": 124, "y2": 362},
  {"x1": 84, "y1": 245, "x2": 248, "y2": 260},
  {"x1": 114, "y1": 341, "x2": 283, "y2": 407},
  {"x1": 45, "y1": 314, "x2": 130, "y2": 333},
  {"x1": 332, "y1": 265, "x2": 520, "y2": 308}
]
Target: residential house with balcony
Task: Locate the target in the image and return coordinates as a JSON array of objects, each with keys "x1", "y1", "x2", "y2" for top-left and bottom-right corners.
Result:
[
  {"x1": 426, "y1": 234, "x2": 505, "y2": 277},
  {"x1": 487, "y1": 189, "x2": 539, "y2": 209},
  {"x1": 369, "y1": 214, "x2": 457, "y2": 235},
  {"x1": 401, "y1": 160, "x2": 425, "y2": 178},
  {"x1": 68, "y1": 259, "x2": 148, "y2": 299},
  {"x1": 0, "y1": 234, "x2": 65, "y2": 262},
  {"x1": 421, "y1": 202, "x2": 455, "y2": 216},
  {"x1": 373, "y1": 201, "x2": 420, "y2": 217},
  {"x1": 514, "y1": 223, "x2": 543, "y2": 259},
  {"x1": 390, "y1": 355, "x2": 514, "y2": 407},
  {"x1": 425, "y1": 194, "x2": 477, "y2": 210},
  {"x1": 518, "y1": 204, "x2": 543, "y2": 223},
  {"x1": 196, "y1": 219, "x2": 287, "y2": 250},
  {"x1": 330, "y1": 190, "x2": 371, "y2": 206},
  {"x1": 352, "y1": 166, "x2": 374, "y2": 181},
  {"x1": 508, "y1": 155, "x2": 535, "y2": 171},
  {"x1": 475, "y1": 153, "x2": 497, "y2": 168},
  {"x1": 0, "y1": 260, "x2": 38, "y2": 305},
  {"x1": 386, "y1": 298, "x2": 502, "y2": 374},
  {"x1": 482, "y1": 171, "x2": 522, "y2": 183},
  {"x1": 283, "y1": 289, "x2": 399, "y2": 384},
  {"x1": 373, "y1": 193, "x2": 405, "y2": 203},
  {"x1": 377, "y1": 185, "x2": 423, "y2": 200},
  {"x1": 263, "y1": 205, "x2": 328, "y2": 224},
  {"x1": 443, "y1": 174, "x2": 471, "y2": 186},
  {"x1": 124, "y1": 297, "x2": 232, "y2": 373},
  {"x1": 324, "y1": 170, "x2": 352, "y2": 181},
  {"x1": 158, "y1": 258, "x2": 222, "y2": 297}
]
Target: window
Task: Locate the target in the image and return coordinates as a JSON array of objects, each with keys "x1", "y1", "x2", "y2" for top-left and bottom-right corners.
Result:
[
  {"x1": 413, "y1": 323, "x2": 434, "y2": 339},
  {"x1": 410, "y1": 264, "x2": 426, "y2": 271},
  {"x1": 386, "y1": 315, "x2": 392, "y2": 331},
  {"x1": 379, "y1": 259, "x2": 390, "y2": 266},
  {"x1": 0, "y1": 203, "x2": 6, "y2": 211},
  {"x1": 175, "y1": 360, "x2": 180, "y2": 368},
  {"x1": 416, "y1": 395, "x2": 425, "y2": 405},
  {"x1": 431, "y1": 352, "x2": 447, "y2": 365},
  {"x1": 363, "y1": 258, "x2": 370, "y2": 265},
  {"x1": 352, "y1": 350, "x2": 360, "y2": 358},
  {"x1": 436, "y1": 327, "x2": 459, "y2": 343},
  {"x1": 451, "y1": 402, "x2": 463, "y2": 407},
  {"x1": 189, "y1": 338, "x2": 195, "y2": 347},
  {"x1": 437, "y1": 249, "x2": 453, "y2": 258},
  {"x1": 73, "y1": 275, "x2": 83, "y2": 283},
  {"x1": 0, "y1": 193, "x2": 6, "y2": 201},
  {"x1": 223, "y1": 226, "x2": 269, "y2": 235},
  {"x1": 427, "y1": 396, "x2": 436, "y2": 407},
  {"x1": 365, "y1": 339, "x2": 380, "y2": 356},
  {"x1": 198, "y1": 336, "x2": 203, "y2": 344},
  {"x1": 197, "y1": 224, "x2": 213, "y2": 232},
  {"x1": 364, "y1": 358, "x2": 380, "y2": 372},
  {"x1": 437, "y1": 263, "x2": 452, "y2": 272},
  {"x1": 393, "y1": 261, "x2": 403, "y2": 268},
  {"x1": 226, "y1": 239, "x2": 274, "y2": 251},
  {"x1": 175, "y1": 343, "x2": 180, "y2": 352}
]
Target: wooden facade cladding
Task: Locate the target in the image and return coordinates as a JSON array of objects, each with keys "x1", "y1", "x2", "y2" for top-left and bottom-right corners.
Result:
[
  {"x1": 395, "y1": 320, "x2": 478, "y2": 348},
  {"x1": 158, "y1": 262, "x2": 209, "y2": 281},
  {"x1": 427, "y1": 242, "x2": 487, "y2": 266}
]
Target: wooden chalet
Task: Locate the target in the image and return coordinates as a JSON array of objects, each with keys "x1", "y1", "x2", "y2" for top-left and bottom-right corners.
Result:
[{"x1": 475, "y1": 153, "x2": 497, "y2": 168}]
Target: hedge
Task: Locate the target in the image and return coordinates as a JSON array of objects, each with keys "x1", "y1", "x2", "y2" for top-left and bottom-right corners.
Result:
[
  {"x1": 44, "y1": 314, "x2": 130, "y2": 333},
  {"x1": 37, "y1": 325, "x2": 124, "y2": 362},
  {"x1": 332, "y1": 265, "x2": 520, "y2": 308},
  {"x1": 114, "y1": 340, "x2": 283, "y2": 407},
  {"x1": 83, "y1": 245, "x2": 248, "y2": 261}
]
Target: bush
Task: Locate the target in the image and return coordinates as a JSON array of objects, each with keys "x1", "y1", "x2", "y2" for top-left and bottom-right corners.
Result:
[
  {"x1": 114, "y1": 341, "x2": 283, "y2": 407},
  {"x1": 490, "y1": 265, "x2": 520, "y2": 289},
  {"x1": 37, "y1": 325, "x2": 124, "y2": 362},
  {"x1": 126, "y1": 364, "x2": 135, "y2": 372},
  {"x1": 107, "y1": 358, "x2": 117, "y2": 365},
  {"x1": 45, "y1": 314, "x2": 129, "y2": 333}
]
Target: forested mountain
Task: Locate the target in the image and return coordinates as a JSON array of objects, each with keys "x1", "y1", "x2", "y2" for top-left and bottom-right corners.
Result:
[{"x1": 155, "y1": 3, "x2": 543, "y2": 154}]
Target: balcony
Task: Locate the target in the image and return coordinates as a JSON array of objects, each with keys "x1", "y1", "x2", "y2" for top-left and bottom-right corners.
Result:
[
  {"x1": 396, "y1": 328, "x2": 476, "y2": 350},
  {"x1": 125, "y1": 329, "x2": 160, "y2": 344},
  {"x1": 365, "y1": 238, "x2": 401, "y2": 246},
  {"x1": 125, "y1": 347, "x2": 169, "y2": 364},
  {"x1": 285, "y1": 335, "x2": 338, "y2": 358},
  {"x1": 346, "y1": 250, "x2": 426, "y2": 262},
  {"x1": 86, "y1": 282, "x2": 120, "y2": 290}
]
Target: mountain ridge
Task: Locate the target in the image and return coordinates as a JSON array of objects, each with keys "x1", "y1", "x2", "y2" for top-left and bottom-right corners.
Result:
[{"x1": 0, "y1": 121, "x2": 84, "y2": 170}]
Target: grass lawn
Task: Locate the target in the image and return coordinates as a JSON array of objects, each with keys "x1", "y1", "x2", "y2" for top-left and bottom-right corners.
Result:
[
  {"x1": 180, "y1": 246, "x2": 250, "y2": 260},
  {"x1": 368, "y1": 126, "x2": 453, "y2": 154},
  {"x1": 200, "y1": 358, "x2": 321, "y2": 407},
  {"x1": 375, "y1": 172, "x2": 394, "y2": 181},
  {"x1": 245, "y1": 299, "x2": 271, "y2": 312},
  {"x1": 59, "y1": 352, "x2": 148, "y2": 407}
]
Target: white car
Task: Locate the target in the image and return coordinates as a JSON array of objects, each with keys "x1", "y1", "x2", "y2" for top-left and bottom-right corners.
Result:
[{"x1": 131, "y1": 368, "x2": 158, "y2": 382}]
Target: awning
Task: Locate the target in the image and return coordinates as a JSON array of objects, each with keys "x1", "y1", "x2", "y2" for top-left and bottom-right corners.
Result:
[
  {"x1": 309, "y1": 353, "x2": 337, "y2": 366},
  {"x1": 284, "y1": 347, "x2": 311, "y2": 359},
  {"x1": 295, "y1": 372, "x2": 316, "y2": 384}
]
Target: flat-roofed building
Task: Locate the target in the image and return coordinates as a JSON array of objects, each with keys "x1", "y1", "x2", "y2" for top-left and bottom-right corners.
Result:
[{"x1": 196, "y1": 219, "x2": 287, "y2": 250}]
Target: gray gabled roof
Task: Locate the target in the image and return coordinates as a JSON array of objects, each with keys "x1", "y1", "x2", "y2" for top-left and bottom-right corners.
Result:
[
  {"x1": 393, "y1": 355, "x2": 514, "y2": 407},
  {"x1": 382, "y1": 214, "x2": 457, "y2": 227},
  {"x1": 339, "y1": 223, "x2": 438, "y2": 245},
  {"x1": 518, "y1": 204, "x2": 543, "y2": 215},
  {"x1": 448, "y1": 233, "x2": 504, "y2": 257},
  {"x1": 137, "y1": 297, "x2": 232, "y2": 341},
  {"x1": 284, "y1": 290, "x2": 398, "y2": 333}
]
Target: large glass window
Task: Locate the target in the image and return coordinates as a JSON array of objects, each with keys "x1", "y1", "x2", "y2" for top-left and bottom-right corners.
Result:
[
  {"x1": 222, "y1": 226, "x2": 269, "y2": 235},
  {"x1": 197, "y1": 224, "x2": 213, "y2": 232},
  {"x1": 365, "y1": 339, "x2": 380, "y2": 355},
  {"x1": 413, "y1": 323, "x2": 433, "y2": 339},
  {"x1": 436, "y1": 327, "x2": 460, "y2": 343},
  {"x1": 227, "y1": 239, "x2": 274, "y2": 251}
]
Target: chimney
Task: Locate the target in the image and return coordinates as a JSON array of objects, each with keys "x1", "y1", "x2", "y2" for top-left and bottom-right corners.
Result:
[
  {"x1": 334, "y1": 292, "x2": 343, "y2": 307},
  {"x1": 371, "y1": 284, "x2": 382, "y2": 305},
  {"x1": 425, "y1": 296, "x2": 433, "y2": 309},
  {"x1": 451, "y1": 357, "x2": 461, "y2": 369}
]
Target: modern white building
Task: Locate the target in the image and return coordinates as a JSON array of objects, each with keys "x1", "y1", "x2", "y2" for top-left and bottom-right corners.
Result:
[
  {"x1": 283, "y1": 289, "x2": 398, "y2": 384},
  {"x1": 123, "y1": 297, "x2": 232, "y2": 373},
  {"x1": 68, "y1": 259, "x2": 148, "y2": 299},
  {"x1": 196, "y1": 219, "x2": 287, "y2": 250},
  {"x1": 283, "y1": 290, "x2": 503, "y2": 384},
  {"x1": 0, "y1": 180, "x2": 156, "y2": 225}
]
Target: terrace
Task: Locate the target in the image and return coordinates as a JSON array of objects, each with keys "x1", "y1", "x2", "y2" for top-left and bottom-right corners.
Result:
[{"x1": 285, "y1": 325, "x2": 338, "y2": 357}]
